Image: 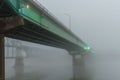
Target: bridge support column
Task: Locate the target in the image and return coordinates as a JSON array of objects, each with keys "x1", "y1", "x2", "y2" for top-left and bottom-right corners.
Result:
[
  {"x1": 72, "y1": 54, "x2": 76, "y2": 80},
  {"x1": 77, "y1": 55, "x2": 85, "y2": 80},
  {"x1": 10, "y1": 40, "x2": 25, "y2": 80},
  {"x1": 0, "y1": 34, "x2": 5, "y2": 80},
  {"x1": 14, "y1": 47, "x2": 25, "y2": 80},
  {"x1": 70, "y1": 52, "x2": 87, "y2": 80},
  {"x1": 0, "y1": 16, "x2": 24, "y2": 34},
  {"x1": 0, "y1": 16, "x2": 24, "y2": 80},
  {"x1": 76, "y1": 54, "x2": 89, "y2": 80}
]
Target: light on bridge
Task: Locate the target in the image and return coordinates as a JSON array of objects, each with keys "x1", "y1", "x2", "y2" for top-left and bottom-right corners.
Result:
[
  {"x1": 26, "y1": 4, "x2": 30, "y2": 9},
  {"x1": 84, "y1": 46, "x2": 91, "y2": 51}
]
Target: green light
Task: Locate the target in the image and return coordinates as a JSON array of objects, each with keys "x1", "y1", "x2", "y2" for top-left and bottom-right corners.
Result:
[
  {"x1": 26, "y1": 4, "x2": 29, "y2": 9},
  {"x1": 84, "y1": 46, "x2": 91, "y2": 50}
]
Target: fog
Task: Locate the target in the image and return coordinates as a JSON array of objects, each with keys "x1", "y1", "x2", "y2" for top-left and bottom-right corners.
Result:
[
  {"x1": 5, "y1": 0, "x2": 120, "y2": 80},
  {"x1": 38, "y1": 0, "x2": 120, "y2": 80},
  {"x1": 5, "y1": 38, "x2": 73, "y2": 80}
]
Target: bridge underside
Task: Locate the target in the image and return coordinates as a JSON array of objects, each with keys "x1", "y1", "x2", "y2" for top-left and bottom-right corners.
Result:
[
  {"x1": 6, "y1": 19, "x2": 82, "y2": 52},
  {"x1": 0, "y1": 0, "x2": 84, "y2": 52},
  {"x1": 0, "y1": 0, "x2": 83, "y2": 53},
  {"x1": 0, "y1": 1, "x2": 87, "y2": 80},
  {"x1": 0, "y1": 0, "x2": 16, "y2": 17},
  {"x1": 0, "y1": 2, "x2": 82, "y2": 79}
]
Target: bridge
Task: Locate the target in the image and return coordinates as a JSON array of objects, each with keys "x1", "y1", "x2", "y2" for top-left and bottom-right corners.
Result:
[{"x1": 0, "y1": 0, "x2": 91, "y2": 80}]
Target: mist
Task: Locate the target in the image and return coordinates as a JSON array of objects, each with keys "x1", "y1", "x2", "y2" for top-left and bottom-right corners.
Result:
[
  {"x1": 5, "y1": 0, "x2": 120, "y2": 80},
  {"x1": 5, "y1": 38, "x2": 74, "y2": 80},
  {"x1": 38, "y1": 0, "x2": 120, "y2": 80}
]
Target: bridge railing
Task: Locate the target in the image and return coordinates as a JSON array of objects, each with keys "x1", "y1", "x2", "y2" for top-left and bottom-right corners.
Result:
[
  {"x1": 29, "y1": 0, "x2": 83, "y2": 42},
  {"x1": 29, "y1": 0, "x2": 71, "y2": 31},
  {"x1": 6, "y1": 0, "x2": 87, "y2": 50}
]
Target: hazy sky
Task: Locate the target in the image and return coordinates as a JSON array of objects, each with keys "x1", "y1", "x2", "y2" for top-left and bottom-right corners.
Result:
[
  {"x1": 35, "y1": 2, "x2": 120, "y2": 79},
  {"x1": 38, "y1": 0, "x2": 120, "y2": 54},
  {"x1": 5, "y1": 1, "x2": 120, "y2": 80}
]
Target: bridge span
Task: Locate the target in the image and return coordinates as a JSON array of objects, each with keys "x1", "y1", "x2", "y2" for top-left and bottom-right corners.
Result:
[{"x1": 0, "y1": 0, "x2": 91, "y2": 80}]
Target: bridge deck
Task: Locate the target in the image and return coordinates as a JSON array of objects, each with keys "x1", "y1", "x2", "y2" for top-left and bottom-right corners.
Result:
[{"x1": 0, "y1": 0, "x2": 88, "y2": 52}]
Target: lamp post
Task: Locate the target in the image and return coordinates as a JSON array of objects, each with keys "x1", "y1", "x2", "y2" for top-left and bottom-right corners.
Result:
[{"x1": 64, "y1": 13, "x2": 71, "y2": 31}]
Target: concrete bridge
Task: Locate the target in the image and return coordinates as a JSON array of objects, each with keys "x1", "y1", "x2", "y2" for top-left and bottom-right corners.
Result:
[{"x1": 0, "y1": 0, "x2": 91, "y2": 80}]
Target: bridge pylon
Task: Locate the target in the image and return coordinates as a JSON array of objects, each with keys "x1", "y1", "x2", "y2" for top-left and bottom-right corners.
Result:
[
  {"x1": 0, "y1": 34, "x2": 5, "y2": 80},
  {"x1": 0, "y1": 16, "x2": 24, "y2": 80},
  {"x1": 69, "y1": 51, "x2": 89, "y2": 80}
]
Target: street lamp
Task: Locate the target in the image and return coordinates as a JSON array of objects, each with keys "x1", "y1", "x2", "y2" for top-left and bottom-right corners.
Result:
[{"x1": 64, "y1": 13, "x2": 71, "y2": 31}]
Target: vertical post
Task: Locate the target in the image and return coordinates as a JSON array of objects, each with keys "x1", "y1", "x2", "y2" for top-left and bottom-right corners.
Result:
[
  {"x1": 72, "y1": 54, "x2": 76, "y2": 80},
  {"x1": 0, "y1": 34, "x2": 5, "y2": 80},
  {"x1": 15, "y1": 47, "x2": 24, "y2": 80},
  {"x1": 64, "y1": 13, "x2": 71, "y2": 31},
  {"x1": 78, "y1": 55, "x2": 86, "y2": 80}
]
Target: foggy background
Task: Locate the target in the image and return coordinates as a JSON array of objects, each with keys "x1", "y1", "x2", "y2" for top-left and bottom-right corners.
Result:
[
  {"x1": 5, "y1": 38, "x2": 73, "y2": 80},
  {"x1": 38, "y1": 0, "x2": 120, "y2": 80},
  {"x1": 5, "y1": 0, "x2": 120, "y2": 80}
]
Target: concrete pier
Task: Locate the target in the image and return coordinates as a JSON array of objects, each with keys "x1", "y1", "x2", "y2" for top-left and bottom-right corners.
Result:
[{"x1": 0, "y1": 34, "x2": 5, "y2": 80}]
